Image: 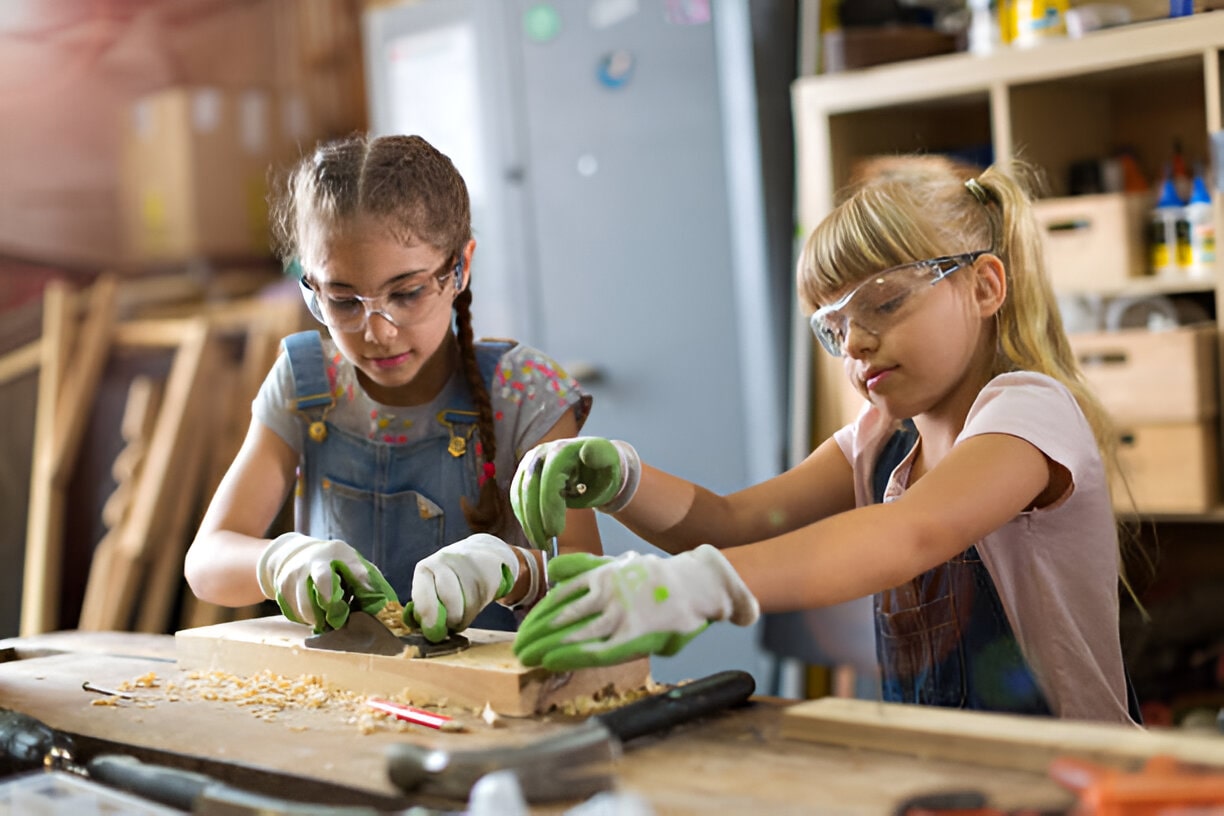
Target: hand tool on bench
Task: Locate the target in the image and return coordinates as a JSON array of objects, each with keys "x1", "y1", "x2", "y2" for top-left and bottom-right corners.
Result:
[
  {"x1": 0, "y1": 706, "x2": 436, "y2": 814},
  {"x1": 386, "y1": 668, "x2": 756, "y2": 803},
  {"x1": 305, "y1": 610, "x2": 469, "y2": 658},
  {"x1": 1049, "y1": 753, "x2": 1224, "y2": 814},
  {"x1": 892, "y1": 788, "x2": 1067, "y2": 815}
]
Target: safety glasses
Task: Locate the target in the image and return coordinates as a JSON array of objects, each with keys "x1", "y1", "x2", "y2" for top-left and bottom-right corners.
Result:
[
  {"x1": 300, "y1": 257, "x2": 459, "y2": 333},
  {"x1": 809, "y1": 251, "x2": 989, "y2": 357}
]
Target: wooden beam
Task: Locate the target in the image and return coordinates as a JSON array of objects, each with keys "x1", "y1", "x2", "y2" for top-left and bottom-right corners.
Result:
[
  {"x1": 78, "y1": 376, "x2": 160, "y2": 631},
  {"x1": 99, "y1": 320, "x2": 214, "y2": 631},
  {"x1": 136, "y1": 348, "x2": 214, "y2": 633},
  {"x1": 21, "y1": 281, "x2": 74, "y2": 636},
  {"x1": 0, "y1": 341, "x2": 40, "y2": 386},
  {"x1": 780, "y1": 697, "x2": 1224, "y2": 772},
  {"x1": 176, "y1": 617, "x2": 653, "y2": 717},
  {"x1": 50, "y1": 275, "x2": 118, "y2": 483}
]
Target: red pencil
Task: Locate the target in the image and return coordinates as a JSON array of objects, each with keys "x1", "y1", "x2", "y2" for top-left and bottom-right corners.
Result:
[{"x1": 367, "y1": 697, "x2": 461, "y2": 731}]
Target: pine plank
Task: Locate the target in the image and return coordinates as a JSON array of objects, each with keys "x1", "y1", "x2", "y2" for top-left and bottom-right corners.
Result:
[
  {"x1": 175, "y1": 616, "x2": 652, "y2": 717},
  {"x1": 779, "y1": 697, "x2": 1224, "y2": 772}
]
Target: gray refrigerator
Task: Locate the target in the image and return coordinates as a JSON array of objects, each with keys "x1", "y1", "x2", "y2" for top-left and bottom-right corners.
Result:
[{"x1": 362, "y1": 0, "x2": 798, "y2": 688}]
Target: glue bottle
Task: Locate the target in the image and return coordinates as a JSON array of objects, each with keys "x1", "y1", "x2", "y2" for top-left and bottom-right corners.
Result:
[
  {"x1": 1177, "y1": 174, "x2": 1215, "y2": 278},
  {"x1": 1149, "y1": 177, "x2": 1184, "y2": 277}
]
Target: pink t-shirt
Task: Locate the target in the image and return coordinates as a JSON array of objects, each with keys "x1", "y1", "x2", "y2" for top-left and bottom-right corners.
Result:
[{"x1": 834, "y1": 371, "x2": 1135, "y2": 724}]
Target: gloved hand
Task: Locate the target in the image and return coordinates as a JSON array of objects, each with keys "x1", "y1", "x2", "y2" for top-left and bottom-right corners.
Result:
[
  {"x1": 404, "y1": 534, "x2": 520, "y2": 643},
  {"x1": 256, "y1": 532, "x2": 398, "y2": 634},
  {"x1": 511, "y1": 437, "x2": 641, "y2": 547},
  {"x1": 512, "y1": 544, "x2": 759, "y2": 672}
]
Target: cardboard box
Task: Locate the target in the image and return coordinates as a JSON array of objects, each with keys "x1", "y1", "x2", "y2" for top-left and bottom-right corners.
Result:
[
  {"x1": 1070, "y1": 324, "x2": 1218, "y2": 424},
  {"x1": 1112, "y1": 421, "x2": 1220, "y2": 514},
  {"x1": 1034, "y1": 193, "x2": 1150, "y2": 289},
  {"x1": 119, "y1": 87, "x2": 299, "y2": 265}
]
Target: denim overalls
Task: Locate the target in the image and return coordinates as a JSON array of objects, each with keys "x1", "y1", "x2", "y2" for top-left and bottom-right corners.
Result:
[
  {"x1": 869, "y1": 421, "x2": 1141, "y2": 719},
  {"x1": 282, "y1": 330, "x2": 517, "y2": 631}
]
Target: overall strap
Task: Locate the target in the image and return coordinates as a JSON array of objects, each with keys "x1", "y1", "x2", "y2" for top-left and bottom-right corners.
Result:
[
  {"x1": 283, "y1": 331, "x2": 335, "y2": 412},
  {"x1": 439, "y1": 339, "x2": 516, "y2": 418},
  {"x1": 476, "y1": 339, "x2": 515, "y2": 389},
  {"x1": 872, "y1": 419, "x2": 919, "y2": 504}
]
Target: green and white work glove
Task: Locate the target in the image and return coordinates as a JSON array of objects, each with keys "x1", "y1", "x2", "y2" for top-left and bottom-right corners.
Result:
[
  {"x1": 512, "y1": 544, "x2": 759, "y2": 672},
  {"x1": 405, "y1": 534, "x2": 520, "y2": 643},
  {"x1": 256, "y1": 532, "x2": 398, "y2": 634},
  {"x1": 510, "y1": 437, "x2": 641, "y2": 547}
]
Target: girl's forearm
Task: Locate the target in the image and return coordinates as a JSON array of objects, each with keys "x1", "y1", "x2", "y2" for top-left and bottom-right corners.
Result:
[{"x1": 610, "y1": 465, "x2": 735, "y2": 554}]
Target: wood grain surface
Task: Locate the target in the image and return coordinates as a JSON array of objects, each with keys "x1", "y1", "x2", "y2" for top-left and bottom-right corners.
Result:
[
  {"x1": 174, "y1": 616, "x2": 653, "y2": 716},
  {"x1": 781, "y1": 696, "x2": 1224, "y2": 772},
  {"x1": 0, "y1": 633, "x2": 1079, "y2": 815}
]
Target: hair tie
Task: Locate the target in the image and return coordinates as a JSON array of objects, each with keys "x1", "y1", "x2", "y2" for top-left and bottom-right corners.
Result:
[
  {"x1": 478, "y1": 461, "x2": 496, "y2": 487},
  {"x1": 965, "y1": 178, "x2": 991, "y2": 205}
]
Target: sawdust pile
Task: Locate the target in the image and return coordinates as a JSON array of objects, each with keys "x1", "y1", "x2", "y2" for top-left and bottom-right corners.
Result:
[
  {"x1": 104, "y1": 669, "x2": 447, "y2": 735},
  {"x1": 103, "y1": 667, "x2": 668, "y2": 734}
]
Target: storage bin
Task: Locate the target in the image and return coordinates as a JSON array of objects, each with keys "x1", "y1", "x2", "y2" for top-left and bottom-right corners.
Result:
[
  {"x1": 1069, "y1": 324, "x2": 1218, "y2": 423},
  {"x1": 1034, "y1": 193, "x2": 1150, "y2": 289},
  {"x1": 118, "y1": 86, "x2": 306, "y2": 265},
  {"x1": 1112, "y1": 421, "x2": 1220, "y2": 514}
]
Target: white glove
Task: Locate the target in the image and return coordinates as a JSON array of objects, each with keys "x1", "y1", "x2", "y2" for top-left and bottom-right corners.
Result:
[
  {"x1": 256, "y1": 532, "x2": 397, "y2": 633},
  {"x1": 406, "y1": 534, "x2": 521, "y2": 643},
  {"x1": 511, "y1": 437, "x2": 642, "y2": 547},
  {"x1": 513, "y1": 544, "x2": 759, "y2": 671}
]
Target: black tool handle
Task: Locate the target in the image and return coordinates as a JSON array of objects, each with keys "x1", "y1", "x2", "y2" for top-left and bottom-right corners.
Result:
[
  {"x1": 593, "y1": 669, "x2": 755, "y2": 743},
  {"x1": 0, "y1": 707, "x2": 75, "y2": 775},
  {"x1": 87, "y1": 754, "x2": 213, "y2": 811}
]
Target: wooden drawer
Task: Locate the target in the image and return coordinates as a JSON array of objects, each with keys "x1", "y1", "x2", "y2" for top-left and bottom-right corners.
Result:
[
  {"x1": 1070, "y1": 325, "x2": 1218, "y2": 424},
  {"x1": 1034, "y1": 193, "x2": 1149, "y2": 289},
  {"x1": 1112, "y1": 422, "x2": 1220, "y2": 514}
]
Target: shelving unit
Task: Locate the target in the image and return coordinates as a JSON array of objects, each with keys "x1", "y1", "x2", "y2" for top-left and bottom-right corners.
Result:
[{"x1": 789, "y1": 14, "x2": 1224, "y2": 517}]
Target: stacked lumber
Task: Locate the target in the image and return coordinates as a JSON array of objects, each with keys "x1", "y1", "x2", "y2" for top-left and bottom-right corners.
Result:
[{"x1": 6, "y1": 273, "x2": 306, "y2": 636}]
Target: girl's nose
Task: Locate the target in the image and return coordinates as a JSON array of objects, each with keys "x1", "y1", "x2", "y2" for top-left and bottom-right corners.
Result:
[
  {"x1": 364, "y1": 310, "x2": 399, "y2": 344},
  {"x1": 843, "y1": 320, "x2": 879, "y2": 359}
]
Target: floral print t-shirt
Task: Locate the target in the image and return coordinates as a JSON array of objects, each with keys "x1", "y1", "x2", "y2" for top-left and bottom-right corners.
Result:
[{"x1": 252, "y1": 336, "x2": 592, "y2": 547}]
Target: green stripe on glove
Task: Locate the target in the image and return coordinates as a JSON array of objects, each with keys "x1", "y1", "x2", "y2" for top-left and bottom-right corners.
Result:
[
  {"x1": 512, "y1": 545, "x2": 759, "y2": 672},
  {"x1": 257, "y1": 533, "x2": 399, "y2": 634},
  {"x1": 404, "y1": 534, "x2": 521, "y2": 642},
  {"x1": 511, "y1": 438, "x2": 640, "y2": 548}
]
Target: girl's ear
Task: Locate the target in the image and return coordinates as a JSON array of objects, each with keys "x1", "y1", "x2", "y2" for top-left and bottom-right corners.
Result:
[
  {"x1": 973, "y1": 253, "x2": 1007, "y2": 318},
  {"x1": 457, "y1": 238, "x2": 476, "y2": 292}
]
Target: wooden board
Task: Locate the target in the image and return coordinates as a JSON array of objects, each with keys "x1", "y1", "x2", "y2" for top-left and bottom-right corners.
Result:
[
  {"x1": 175, "y1": 616, "x2": 652, "y2": 717},
  {"x1": 780, "y1": 697, "x2": 1224, "y2": 773}
]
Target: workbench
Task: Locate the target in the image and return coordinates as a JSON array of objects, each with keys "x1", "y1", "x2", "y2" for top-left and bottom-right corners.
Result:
[{"x1": 0, "y1": 631, "x2": 1077, "y2": 815}]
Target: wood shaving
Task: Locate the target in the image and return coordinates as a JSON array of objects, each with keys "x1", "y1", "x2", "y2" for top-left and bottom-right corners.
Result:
[
  {"x1": 550, "y1": 679, "x2": 668, "y2": 717},
  {"x1": 480, "y1": 702, "x2": 504, "y2": 728},
  {"x1": 376, "y1": 601, "x2": 412, "y2": 636},
  {"x1": 112, "y1": 667, "x2": 461, "y2": 735}
]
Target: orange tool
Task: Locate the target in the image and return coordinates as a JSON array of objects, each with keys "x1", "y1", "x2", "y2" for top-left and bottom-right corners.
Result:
[{"x1": 1049, "y1": 754, "x2": 1224, "y2": 815}]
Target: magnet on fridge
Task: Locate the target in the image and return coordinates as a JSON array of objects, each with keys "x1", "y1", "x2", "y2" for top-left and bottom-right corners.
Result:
[
  {"x1": 663, "y1": 0, "x2": 710, "y2": 25},
  {"x1": 597, "y1": 50, "x2": 635, "y2": 89},
  {"x1": 524, "y1": 4, "x2": 561, "y2": 43}
]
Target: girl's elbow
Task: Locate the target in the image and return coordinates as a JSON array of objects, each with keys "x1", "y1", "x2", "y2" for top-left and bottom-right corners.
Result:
[{"x1": 183, "y1": 537, "x2": 225, "y2": 603}]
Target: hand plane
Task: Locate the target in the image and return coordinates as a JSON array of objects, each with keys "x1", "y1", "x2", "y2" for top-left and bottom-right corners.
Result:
[{"x1": 304, "y1": 610, "x2": 469, "y2": 658}]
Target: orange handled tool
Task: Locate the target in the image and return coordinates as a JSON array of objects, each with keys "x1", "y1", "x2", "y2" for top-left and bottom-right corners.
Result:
[{"x1": 1049, "y1": 754, "x2": 1224, "y2": 815}]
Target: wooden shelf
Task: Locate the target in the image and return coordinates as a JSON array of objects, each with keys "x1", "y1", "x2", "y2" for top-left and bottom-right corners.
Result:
[{"x1": 794, "y1": 15, "x2": 1224, "y2": 115}]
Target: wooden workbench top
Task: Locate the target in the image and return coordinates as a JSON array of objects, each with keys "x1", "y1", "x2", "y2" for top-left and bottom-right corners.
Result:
[{"x1": 0, "y1": 630, "x2": 1076, "y2": 815}]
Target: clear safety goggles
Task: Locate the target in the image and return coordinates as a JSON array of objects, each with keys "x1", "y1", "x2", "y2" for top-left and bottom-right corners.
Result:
[
  {"x1": 299, "y1": 257, "x2": 459, "y2": 333},
  {"x1": 809, "y1": 251, "x2": 989, "y2": 357}
]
